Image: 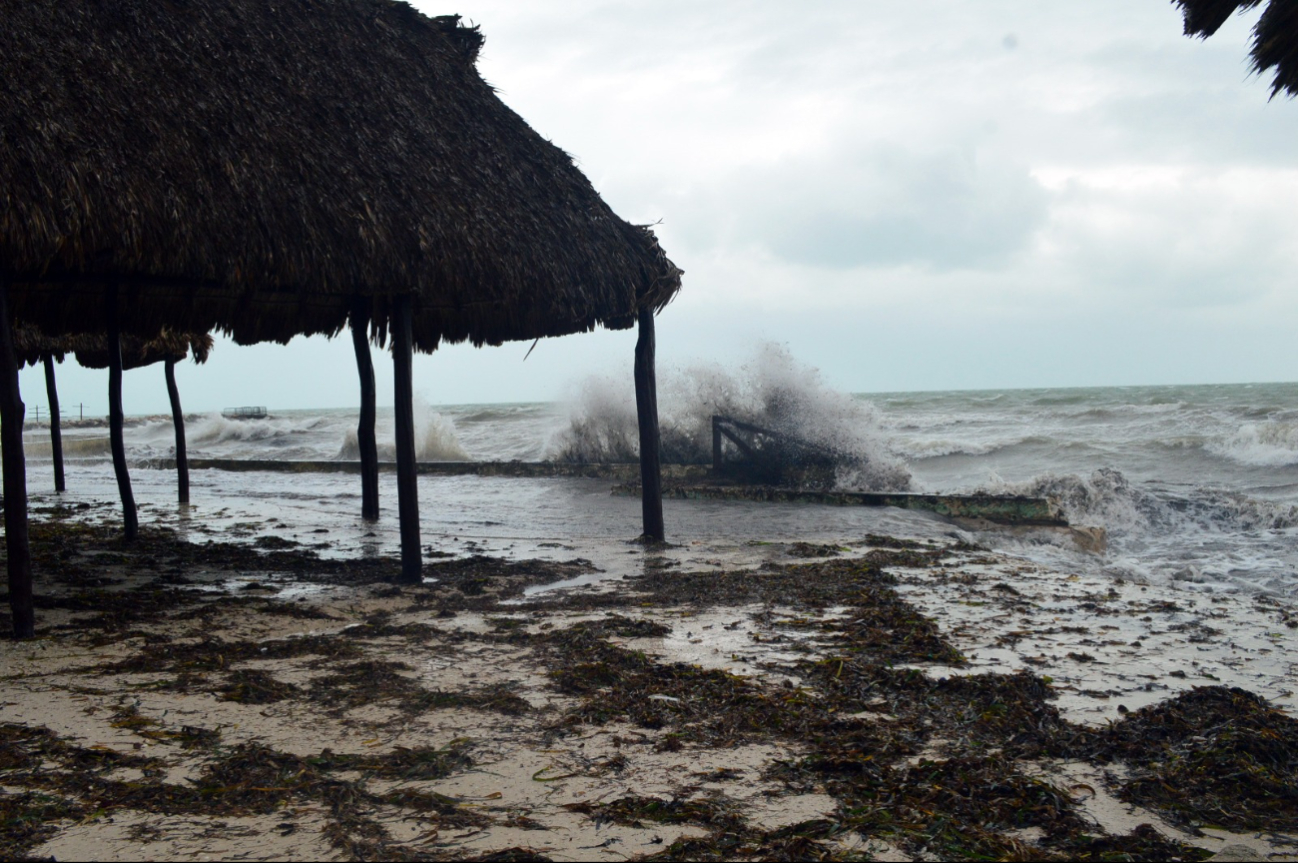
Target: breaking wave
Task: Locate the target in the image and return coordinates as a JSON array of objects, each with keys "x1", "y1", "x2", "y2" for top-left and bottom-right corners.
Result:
[
  {"x1": 979, "y1": 468, "x2": 1298, "y2": 594},
  {"x1": 1206, "y1": 421, "x2": 1298, "y2": 468},
  {"x1": 985, "y1": 468, "x2": 1298, "y2": 535},
  {"x1": 338, "y1": 399, "x2": 468, "y2": 461},
  {"x1": 549, "y1": 343, "x2": 910, "y2": 491}
]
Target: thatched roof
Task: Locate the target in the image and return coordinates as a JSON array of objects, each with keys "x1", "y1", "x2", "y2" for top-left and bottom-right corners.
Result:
[
  {"x1": 1175, "y1": 0, "x2": 1298, "y2": 97},
  {"x1": 13, "y1": 325, "x2": 212, "y2": 371},
  {"x1": 1, "y1": 1, "x2": 681, "y2": 352},
  {"x1": 74, "y1": 331, "x2": 214, "y2": 372}
]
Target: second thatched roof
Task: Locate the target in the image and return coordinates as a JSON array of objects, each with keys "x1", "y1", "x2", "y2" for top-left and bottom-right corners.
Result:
[
  {"x1": 1175, "y1": 0, "x2": 1298, "y2": 97},
  {"x1": 14, "y1": 325, "x2": 212, "y2": 372},
  {"x1": 1, "y1": 1, "x2": 681, "y2": 351}
]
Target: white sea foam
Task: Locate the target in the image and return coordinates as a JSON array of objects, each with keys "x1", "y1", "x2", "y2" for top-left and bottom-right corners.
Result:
[
  {"x1": 549, "y1": 342, "x2": 911, "y2": 491},
  {"x1": 1206, "y1": 421, "x2": 1298, "y2": 467},
  {"x1": 884, "y1": 436, "x2": 1021, "y2": 460},
  {"x1": 980, "y1": 467, "x2": 1298, "y2": 595},
  {"x1": 337, "y1": 398, "x2": 468, "y2": 461},
  {"x1": 987, "y1": 467, "x2": 1298, "y2": 533}
]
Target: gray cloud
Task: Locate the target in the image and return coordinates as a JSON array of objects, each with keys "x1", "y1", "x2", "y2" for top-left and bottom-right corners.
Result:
[
  {"x1": 660, "y1": 143, "x2": 1049, "y2": 272},
  {"x1": 754, "y1": 148, "x2": 1049, "y2": 270}
]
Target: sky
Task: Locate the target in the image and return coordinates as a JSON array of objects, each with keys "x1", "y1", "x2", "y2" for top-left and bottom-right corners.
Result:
[{"x1": 20, "y1": 0, "x2": 1298, "y2": 415}]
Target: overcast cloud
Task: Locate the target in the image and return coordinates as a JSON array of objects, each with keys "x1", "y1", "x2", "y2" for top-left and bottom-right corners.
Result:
[{"x1": 23, "y1": 0, "x2": 1298, "y2": 413}]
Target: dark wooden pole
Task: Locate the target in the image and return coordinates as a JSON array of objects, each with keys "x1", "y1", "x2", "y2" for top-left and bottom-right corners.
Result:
[
  {"x1": 0, "y1": 279, "x2": 35, "y2": 638},
  {"x1": 351, "y1": 303, "x2": 379, "y2": 520},
  {"x1": 106, "y1": 289, "x2": 138, "y2": 541},
  {"x1": 635, "y1": 306, "x2": 665, "y2": 542},
  {"x1": 43, "y1": 354, "x2": 65, "y2": 493},
  {"x1": 164, "y1": 358, "x2": 189, "y2": 505},
  {"x1": 392, "y1": 295, "x2": 421, "y2": 582}
]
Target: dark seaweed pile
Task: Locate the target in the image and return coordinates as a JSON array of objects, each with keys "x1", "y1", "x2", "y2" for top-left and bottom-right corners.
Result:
[{"x1": 1076, "y1": 686, "x2": 1298, "y2": 832}]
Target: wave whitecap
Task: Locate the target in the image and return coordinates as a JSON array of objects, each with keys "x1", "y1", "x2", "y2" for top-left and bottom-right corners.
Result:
[
  {"x1": 337, "y1": 399, "x2": 468, "y2": 462},
  {"x1": 984, "y1": 467, "x2": 1298, "y2": 535},
  {"x1": 1206, "y1": 421, "x2": 1298, "y2": 468},
  {"x1": 549, "y1": 342, "x2": 911, "y2": 492}
]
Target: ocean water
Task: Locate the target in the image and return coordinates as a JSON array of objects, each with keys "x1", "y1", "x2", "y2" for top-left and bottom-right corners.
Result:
[{"x1": 17, "y1": 367, "x2": 1298, "y2": 599}]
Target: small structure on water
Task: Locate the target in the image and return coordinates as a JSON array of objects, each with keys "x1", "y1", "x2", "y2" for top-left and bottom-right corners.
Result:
[
  {"x1": 711, "y1": 414, "x2": 846, "y2": 489},
  {"x1": 222, "y1": 406, "x2": 268, "y2": 420}
]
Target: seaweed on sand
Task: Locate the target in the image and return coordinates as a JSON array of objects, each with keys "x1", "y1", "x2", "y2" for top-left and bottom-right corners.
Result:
[
  {"x1": 534, "y1": 563, "x2": 1215, "y2": 862},
  {"x1": 308, "y1": 659, "x2": 533, "y2": 717},
  {"x1": 787, "y1": 542, "x2": 845, "y2": 558},
  {"x1": 217, "y1": 668, "x2": 302, "y2": 704},
  {"x1": 0, "y1": 722, "x2": 481, "y2": 861},
  {"x1": 1076, "y1": 686, "x2": 1298, "y2": 832},
  {"x1": 564, "y1": 794, "x2": 742, "y2": 829},
  {"x1": 2, "y1": 516, "x2": 1283, "y2": 860},
  {"x1": 545, "y1": 625, "x2": 809, "y2": 743},
  {"x1": 0, "y1": 791, "x2": 84, "y2": 861},
  {"x1": 4, "y1": 520, "x2": 599, "y2": 637},
  {"x1": 100, "y1": 633, "x2": 363, "y2": 675},
  {"x1": 626, "y1": 555, "x2": 946, "y2": 611},
  {"x1": 423, "y1": 555, "x2": 597, "y2": 603},
  {"x1": 804, "y1": 660, "x2": 1067, "y2": 757},
  {"x1": 567, "y1": 613, "x2": 671, "y2": 639}
]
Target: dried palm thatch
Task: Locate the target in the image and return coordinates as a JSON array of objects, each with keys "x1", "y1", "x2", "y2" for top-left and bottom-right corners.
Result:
[
  {"x1": 10, "y1": 324, "x2": 99, "y2": 369},
  {"x1": 1175, "y1": 0, "x2": 1298, "y2": 97},
  {"x1": 73, "y1": 331, "x2": 213, "y2": 371},
  {"x1": 1, "y1": 0, "x2": 681, "y2": 349},
  {"x1": 11, "y1": 325, "x2": 211, "y2": 371}
]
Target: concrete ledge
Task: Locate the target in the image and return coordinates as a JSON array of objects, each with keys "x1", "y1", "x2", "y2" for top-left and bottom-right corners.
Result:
[{"x1": 612, "y1": 482, "x2": 1068, "y2": 527}]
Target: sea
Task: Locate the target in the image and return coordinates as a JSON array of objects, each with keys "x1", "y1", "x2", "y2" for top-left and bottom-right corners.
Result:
[{"x1": 17, "y1": 352, "x2": 1298, "y2": 600}]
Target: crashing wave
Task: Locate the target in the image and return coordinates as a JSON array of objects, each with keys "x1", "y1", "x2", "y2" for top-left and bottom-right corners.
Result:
[
  {"x1": 549, "y1": 342, "x2": 910, "y2": 492},
  {"x1": 984, "y1": 467, "x2": 1298, "y2": 535},
  {"x1": 337, "y1": 398, "x2": 468, "y2": 461}
]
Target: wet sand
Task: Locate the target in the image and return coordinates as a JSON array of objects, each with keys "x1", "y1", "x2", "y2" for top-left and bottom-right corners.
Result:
[{"x1": 2, "y1": 507, "x2": 1296, "y2": 861}]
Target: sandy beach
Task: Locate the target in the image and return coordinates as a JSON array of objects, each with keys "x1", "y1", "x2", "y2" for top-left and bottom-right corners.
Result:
[{"x1": 2, "y1": 504, "x2": 1296, "y2": 862}]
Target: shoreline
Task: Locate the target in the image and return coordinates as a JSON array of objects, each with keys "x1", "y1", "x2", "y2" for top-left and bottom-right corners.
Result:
[{"x1": 1, "y1": 510, "x2": 1296, "y2": 861}]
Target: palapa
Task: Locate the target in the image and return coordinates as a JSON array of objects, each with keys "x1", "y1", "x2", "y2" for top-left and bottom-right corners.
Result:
[
  {"x1": 70, "y1": 330, "x2": 213, "y2": 511},
  {"x1": 12, "y1": 325, "x2": 211, "y2": 509},
  {"x1": 1174, "y1": 0, "x2": 1298, "y2": 97},
  {"x1": 1, "y1": 0, "x2": 681, "y2": 635},
  {"x1": 1, "y1": 1, "x2": 680, "y2": 347}
]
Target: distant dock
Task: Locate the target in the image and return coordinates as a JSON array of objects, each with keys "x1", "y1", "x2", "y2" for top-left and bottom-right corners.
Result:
[{"x1": 221, "y1": 406, "x2": 267, "y2": 420}]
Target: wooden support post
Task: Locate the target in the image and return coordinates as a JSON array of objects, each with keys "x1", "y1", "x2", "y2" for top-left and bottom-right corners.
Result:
[
  {"x1": 351, "y1": 303, "x2": 379, "y2": 520},
  {"x1": 0, "y1": 279, "x2": 34, "y2": 638},
  {"x1": 164, "y1": 359, "x2": 189, "y2": 505},
  {"x1": 43, "y1": 354, "x2": 65, "y2": 492},
  {"x1": 392, "y1": 295, "x2": 421, "y2": 582},
  {"x1": 106, "y1": 289, "x2": 137, "y2": 541},
  {"x1": 635, "y1": 306, "x2": 665, "y2": 542}
]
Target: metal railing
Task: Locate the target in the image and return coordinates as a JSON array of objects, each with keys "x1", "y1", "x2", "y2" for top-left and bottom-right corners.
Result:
[
  {"x1": 711, "y1": 415, "x2": 842, "y2": 487},
  {"x1": 28, "y1": 404, "x2": 86, "y2": 423}
]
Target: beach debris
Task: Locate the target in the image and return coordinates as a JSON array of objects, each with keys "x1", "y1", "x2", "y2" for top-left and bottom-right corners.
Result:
[
  {"x1": 1073, "y1": 686, "x2": 1298, "y2": 832},
  {"x1": 1, "y1": 514, "x2": 1292, "y2": 860}
]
